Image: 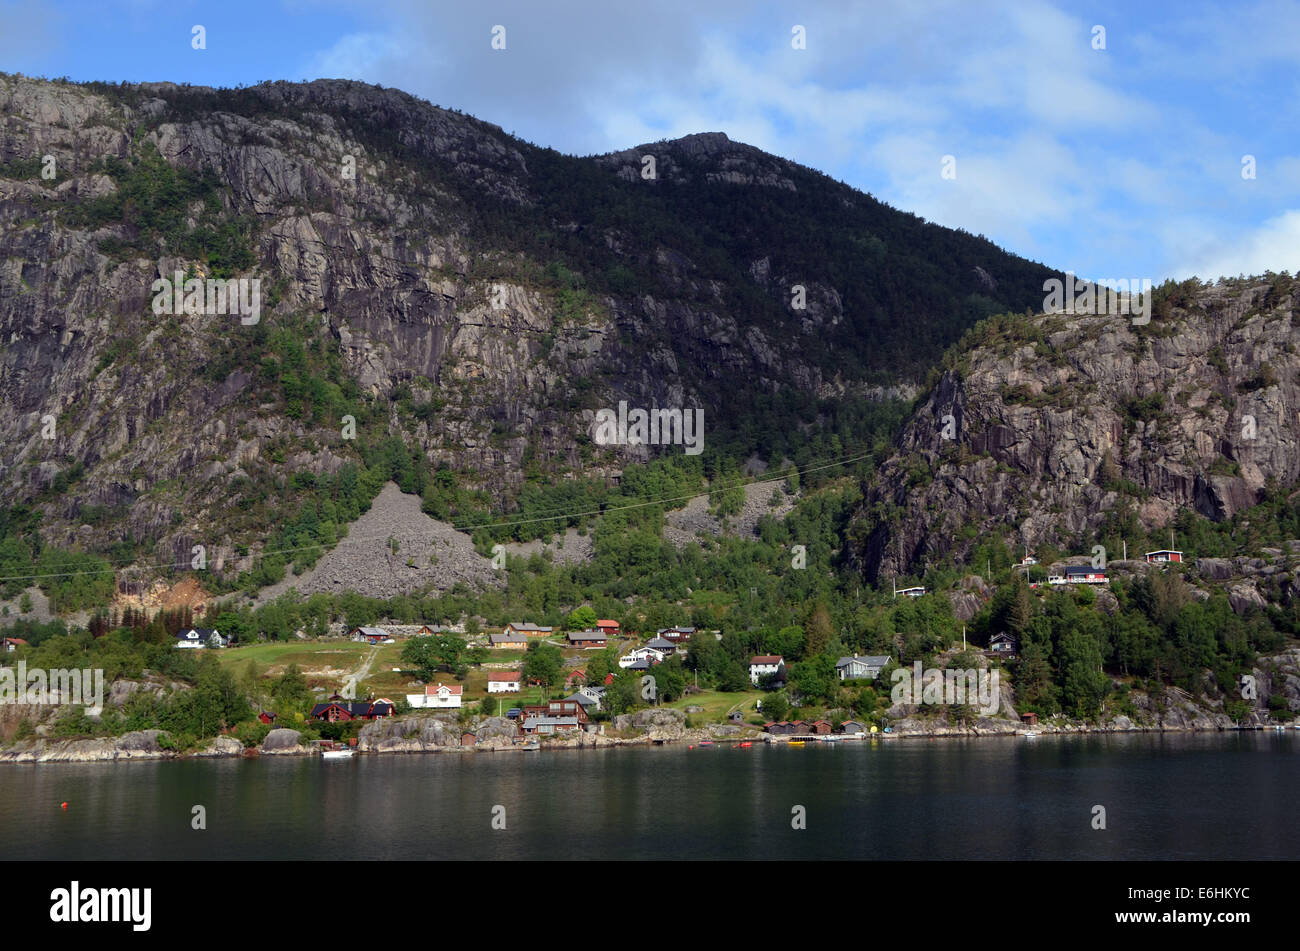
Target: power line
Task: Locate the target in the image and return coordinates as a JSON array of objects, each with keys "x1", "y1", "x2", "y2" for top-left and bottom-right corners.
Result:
[{"x1": 0, "y1": 449, "x2": 871, "y2": 585}]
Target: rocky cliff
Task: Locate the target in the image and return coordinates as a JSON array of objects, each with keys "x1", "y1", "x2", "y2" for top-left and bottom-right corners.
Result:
[
  {"x1": 854, "y1": 276, "x2": 1300, "y2": 580},
  {"x1": 0, "y1": 74, "x2": 1054, "y2": 581}
]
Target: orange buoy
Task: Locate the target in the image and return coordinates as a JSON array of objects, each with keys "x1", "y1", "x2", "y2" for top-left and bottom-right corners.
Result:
[{"x1": 61, "y1": 802, "x2": 67, "y2": 810}]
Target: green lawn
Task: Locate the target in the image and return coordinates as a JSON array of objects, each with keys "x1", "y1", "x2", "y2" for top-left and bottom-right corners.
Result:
[
  {"x1": 215, "y1": 640, "x2": 372, "y2": 673},
  {"x1": 667, "y1": 688, "x2": 766, "y2": 723}
]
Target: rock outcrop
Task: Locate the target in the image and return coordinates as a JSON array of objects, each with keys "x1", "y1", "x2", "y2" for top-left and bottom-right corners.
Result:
[
  {"x1": 0, "y1": 74, "x2": 1053, "y2": 593},
  {"x1": 855, "y1": 279, "x2": 1300, "y2": 580}
]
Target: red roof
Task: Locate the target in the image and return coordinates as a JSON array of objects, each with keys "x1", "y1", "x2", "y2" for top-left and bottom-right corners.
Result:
[
  {"x1": 3, "y1": 637, "x2": 28, "y2": 645},
  {"x1": 487, "y1": 672, "x2": 521, "y2": 682},
  {"x1": 751, "y1": 655, "x2": 783, "y2": 665},
  {"x1": 427, "y1": 683, "x2": 464, "y2": 695},
  {"x1": 596, "y1": 619, "x2": 619, "y2": 628}
]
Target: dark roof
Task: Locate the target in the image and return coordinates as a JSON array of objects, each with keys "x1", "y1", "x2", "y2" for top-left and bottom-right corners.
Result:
[
  {"x1": 310, "y1": 700, "x2": 393, "y2": 718},
  {"x1": 836, "y1": 654, "x2": 890, "y2": 668}
]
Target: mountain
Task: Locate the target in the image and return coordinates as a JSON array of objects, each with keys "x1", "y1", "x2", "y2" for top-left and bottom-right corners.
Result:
[
  {"x1": 851, "y1": 274, "x2": 1300, "y2": 582},
  {"x1": 0, "y1": 74, "x2": 1056, "y2": 586}
]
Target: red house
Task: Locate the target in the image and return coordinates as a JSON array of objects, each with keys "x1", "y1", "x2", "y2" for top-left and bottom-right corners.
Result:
[
  {"x1": 309, "y1": 700, "x2": 396, "y2": 721},
  {"x1": 1144, "y1": 549, "x2": 1183, "y2": 564},
  {"x1": 596, "y1": 619, "x2": 620, "y2": 636}
]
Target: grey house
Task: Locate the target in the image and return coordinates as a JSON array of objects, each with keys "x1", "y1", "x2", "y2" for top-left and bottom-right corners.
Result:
[{"x1": 835, "y1": 654, "x2": 890, "y2": 681}]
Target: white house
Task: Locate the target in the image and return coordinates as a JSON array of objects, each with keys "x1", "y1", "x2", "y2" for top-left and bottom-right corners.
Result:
[
  {"x1": 407, "y1": 683, "x2": 463, "y2": 708},
  {"x1": 577, "y1": 685, "x2": 605, "y2": 710},
  {"x1": 619, "y1": 647, "x2": 665, "y2": 668},
  {"x1": 487, "y1": 672, "x2": 521, "y2": 693},
  {"x1": 174, "y1": 628, "x2": 228, "y2": 649},
  {"x1": 835, "y1": 654, "x2": 890, "y2": 681},
  {"x1": 750, "y1": 655, "x2": 785, "y2": 685}
]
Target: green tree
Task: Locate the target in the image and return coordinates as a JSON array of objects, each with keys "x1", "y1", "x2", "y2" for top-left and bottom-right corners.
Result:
[
  {"x1": 523, "y1": 641, "x2": 564, "y2": 687},
  {"x1": 804, "y1": 603, "x2": 834, "y2": 657},
  {"x1": 566, "y1": 605, "x2": 598, "y2": 630}
]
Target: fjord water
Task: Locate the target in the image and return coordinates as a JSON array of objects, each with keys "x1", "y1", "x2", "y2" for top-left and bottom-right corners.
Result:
[{"x1": 3, "y1": 733, "x2": 1296, "y2": 860}]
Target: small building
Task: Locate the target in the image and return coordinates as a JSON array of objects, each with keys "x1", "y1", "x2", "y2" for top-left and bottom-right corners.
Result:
[
  {"x1": 645, "y1": 636, "x2": 676, "y2": 654},
  {"x1": 809, "y1": 720, "x2": 833, "y2": 735},
  {"x1": 489, "y1": 633, "x2": 528, "y2": 650},
  {"x1": 765, "y1": 721, "x2": 804, "y2": 736},
  {"x1": 2, "y1": 637, "x2": 28, "y2": 653},
  {"x1": 896, "y1": 586, "x2": 927, "y2": 598},
  {"x1": 1064, "y1": 566, "x2": 1107, "y2": 584},
  {"x1": 505, "y1": 622, "x2": 554, "y2": 638},
  {"x1": 460, "y1": 732, "x2": 477, "y2": 747},
  {"x1": 174, "y1": 628, "x2": 228, "y2": 649},
  {"x1": 839, "y1": 720, "x2": 867, "y2": 735},
  {"x1": 407, "y1": 683, "x2": 464, "y2": 709},
  {"x1": 523, "y1": 700, "x2": 589, "y2": 723},
  {"x1": 257, "y1": 712, "x2": 277, "y2": 725},
  {"x1": 521, "y1": 716, "x2": 581, "y2": 735},
  {"x1": 750, "y1": 655, "x2": 786, "y2": 686},
  {"x1": 576, "y1": 685, "x2": 605, "y2": 710},
  {"x1": 1145, "y1": 549, "x2": 1184, "y2": 564},
  {"x1": 505, "y1": 708, "x2": 523, "y2": 720},
  {"x1": 835, "y1": 654, "x2": 890, "y2": 681},
  {"x1": 1020, "y1": 712, "x2": 1039, "y2": 726},
  {"x1": 658, "y1": 626, "x2": 695, "y2": 644},
  {"x1": 619, "y1": 646, "x2": 665, "y2": 668},
  {"x1": 487, "y1": 671, "x2": 522, "y2": 693},
  {"x1": 566, "y1": 629, "x2": 608, "y2": 649},
  {"x1": 728, "y1": 710, "x2": 744, "y2": 723},
  {"x1": 989, "y1": 632, "x2": 1019, "y2": 655},
  {"x1": 595, "y1": 619, "x2": 620, "y2": 636},
  {"x1": 565, "y1": 668, "x2": 586, "y2": 688},
  {"x1": 349, "y1": 626, "x2": 389, "y2": 644},
  {"x1": 564, "y1": 693, "x2": 599, "y2": 715},
  {"x1": 309, "y1": 700, "x2": 395, "y2": 721}
]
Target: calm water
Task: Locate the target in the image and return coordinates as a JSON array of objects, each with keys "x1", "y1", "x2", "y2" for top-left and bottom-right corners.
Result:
[{"x1": 2, "y1": 732, "x2": 1296, "y2": 860}]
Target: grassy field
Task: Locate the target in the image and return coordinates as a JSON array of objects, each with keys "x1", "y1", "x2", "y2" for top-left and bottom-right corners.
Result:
[
  {"x1": 667, "y1": 688, "x2": 766, "y2": 723},
  {"x1": 215, "y1": 640, "x2": 373, "y2": 674}
]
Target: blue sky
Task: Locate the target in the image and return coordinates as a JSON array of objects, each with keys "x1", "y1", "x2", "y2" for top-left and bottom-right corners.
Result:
[{"x1": 3, "y1": 0, "x2": 1298, "y2": 282}]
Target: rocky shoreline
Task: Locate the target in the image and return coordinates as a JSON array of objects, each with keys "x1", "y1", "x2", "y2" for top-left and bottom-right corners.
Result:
[{"x1": 2, "y1": 705, "x2": 1290, "y2": 764}]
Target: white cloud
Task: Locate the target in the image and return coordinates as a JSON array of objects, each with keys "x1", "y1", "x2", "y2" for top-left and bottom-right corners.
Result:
[{"x1": 1173, "y1": 209, "x2": 1300, "y2": 280}]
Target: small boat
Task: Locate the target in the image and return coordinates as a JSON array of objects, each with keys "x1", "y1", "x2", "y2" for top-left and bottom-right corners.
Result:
[
  {"x1": 322, "y1": 749, "x2": 354, "y2": 760},
  {"x1": 788, "y1": 740, "x2": 805, "y2": 747},
  {"x1": 738, "y1": 741, "x2": 752, "y2": 748},
  {"x1": 698, "y1": 740, "x2": 714, "y2": 746},
  {"x1": 1021, "y1": 731, "x2": 1038, "y2": 738}
]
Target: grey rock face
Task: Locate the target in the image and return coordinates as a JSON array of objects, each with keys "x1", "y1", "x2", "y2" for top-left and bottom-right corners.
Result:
[
  {"x1": 856, "y1": 281, "x2": 1300, "y2": 580},
  {"x1": 260, "y1": 728, "x2": 304, "y2": 753}
]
